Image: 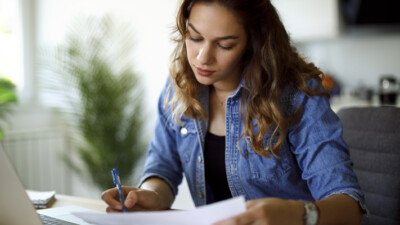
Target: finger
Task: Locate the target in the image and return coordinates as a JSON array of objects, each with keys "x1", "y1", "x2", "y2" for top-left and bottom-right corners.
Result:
[
  {"x1": 106, "y1": 206, "x2": 122, "y2": 213},
  {"x1": 101, "y1": 188, "x2": 123, "y2": 210},
  {"x1": 124, "y1": 190, "x2": 141, "y2": 208},
  {"x1": 122, "y1": 186, "x2": 139, "y2": 195},
  {"x1": 107, "y1": 204, "x2": 150, "y2": 213},
  {"x1": 125, "y1": 189, "x2": 158, "y2": 209},
  {"x1": 120, "y1": 186, "x2": 140, "y2": 207},
  {"x1": 128, "y1": 205, "x2": 151, "y2": 212},
  {"x1": 245, "y1": 200, "x2": 258, "y2": 209}
]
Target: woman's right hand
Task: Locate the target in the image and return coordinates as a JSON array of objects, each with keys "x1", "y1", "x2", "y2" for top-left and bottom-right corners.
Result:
[{"x1": 101, "y1": 186, "x2": 164, "y2": 213}]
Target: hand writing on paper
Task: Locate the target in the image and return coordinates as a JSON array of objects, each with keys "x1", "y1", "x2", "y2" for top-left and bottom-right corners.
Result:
[
  {"x1": 213, "y1": 198, "x2": 304, "y2": 225},
  {"x1": 102, "y1": 187, "x2": 163, "y2": 212}
]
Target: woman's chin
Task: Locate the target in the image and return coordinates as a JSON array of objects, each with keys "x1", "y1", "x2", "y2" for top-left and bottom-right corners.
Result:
[{"x1": 194, "y1": 74, "x2": 215, "y2": 86}]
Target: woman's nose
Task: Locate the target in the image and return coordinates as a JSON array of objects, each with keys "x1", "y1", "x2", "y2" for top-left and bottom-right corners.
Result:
[{"x1": 196, "y1": 44, "x2": 213, "y2": 65}]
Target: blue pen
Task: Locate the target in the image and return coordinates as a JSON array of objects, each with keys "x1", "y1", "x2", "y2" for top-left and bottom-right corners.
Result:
[{"x1": 111, "y1": 168, "x2": 128, "y2": 213}]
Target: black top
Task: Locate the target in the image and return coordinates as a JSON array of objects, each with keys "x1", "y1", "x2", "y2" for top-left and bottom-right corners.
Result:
[{"x1": 204, "y1": 131, "x2": 232, "y2": 202}]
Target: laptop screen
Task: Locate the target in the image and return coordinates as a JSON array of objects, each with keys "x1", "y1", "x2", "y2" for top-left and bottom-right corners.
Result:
[{"x1": 0, "y1": 143, "x2": 43, "y2": 225}]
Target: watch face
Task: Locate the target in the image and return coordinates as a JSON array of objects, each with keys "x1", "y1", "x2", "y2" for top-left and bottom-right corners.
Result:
[{"x1": 304, "y1": 202, "x2": 319, "y2": 225}]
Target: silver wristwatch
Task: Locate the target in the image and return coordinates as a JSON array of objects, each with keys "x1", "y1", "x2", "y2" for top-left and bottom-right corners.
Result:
[{"x1": 303, "y1": 201, "x2": 319, "y2": 225}]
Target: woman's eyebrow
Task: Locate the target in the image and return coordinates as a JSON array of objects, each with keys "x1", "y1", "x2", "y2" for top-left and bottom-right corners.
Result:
[{"x1": 188, "y1": 23, "x2": 239, "y2": 41}]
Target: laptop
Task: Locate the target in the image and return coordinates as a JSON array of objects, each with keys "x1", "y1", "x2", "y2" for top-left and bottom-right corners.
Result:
[{"x1": 0, "y1": 143, "x2": 95, "y2": 225}]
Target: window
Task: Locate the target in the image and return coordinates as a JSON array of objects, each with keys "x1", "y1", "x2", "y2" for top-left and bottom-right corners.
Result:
[{"x1": 0, "y1": 0, "x2": 23, "y2": 89}]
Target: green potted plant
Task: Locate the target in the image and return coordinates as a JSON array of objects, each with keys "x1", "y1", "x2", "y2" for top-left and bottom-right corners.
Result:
[
  {"x1": 41, "y1": 16, "x2": 146, "y2": 191},
  {"x1": 0, "y1": 77, "x2": 17, "y2": 139}
]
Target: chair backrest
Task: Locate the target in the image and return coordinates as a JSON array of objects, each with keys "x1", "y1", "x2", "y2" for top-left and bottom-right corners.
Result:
[{"x1": 337, "y1": 106, "x2": 400, "y2": 225}]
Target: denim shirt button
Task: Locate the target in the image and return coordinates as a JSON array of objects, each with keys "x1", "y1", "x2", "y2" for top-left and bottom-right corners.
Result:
[
  {"x1": 180, "y1": 127, "x2": 188, "y2": 135},
  {"x1": 197, "y1": 156, "x2": 202, "y2": 163},
  {"x1": 230, "y1": 124, "x2": 234, "y2": 133},
  {"x1": 197, "y1": 192, "x2": 203, "y2": 199}
]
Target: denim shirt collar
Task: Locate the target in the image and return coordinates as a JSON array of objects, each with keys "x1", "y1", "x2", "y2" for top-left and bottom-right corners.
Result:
[{"x1": 198, "y1": 73, "x2": 247, "y2": 102}]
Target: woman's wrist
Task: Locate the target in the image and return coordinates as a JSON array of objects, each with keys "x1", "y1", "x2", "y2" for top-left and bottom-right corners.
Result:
[
  {"x1": 140, "y1": 177, "x2": 174, "y2": 210},
  {"x1": 287, "y1": 200, "x2": 307, "y2": 225}
]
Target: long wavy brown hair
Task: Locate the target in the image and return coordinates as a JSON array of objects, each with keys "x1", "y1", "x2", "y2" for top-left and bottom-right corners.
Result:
[{"x1": 167, "y1": 0, "x2": 328, "y2": 158}]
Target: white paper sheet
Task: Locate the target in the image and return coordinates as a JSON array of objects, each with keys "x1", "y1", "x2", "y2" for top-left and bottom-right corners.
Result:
[{"x1": 74, "y1": 196, "x2": 246, "y2": 225}]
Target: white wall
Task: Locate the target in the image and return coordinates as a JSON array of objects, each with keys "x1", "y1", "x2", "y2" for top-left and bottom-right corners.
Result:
[
  {"x1": 272, "y1": 0, "x2": 340, "y2": 41},
  {"x1": 297, "y1": 34, "x2": 400, "y2": 90}
]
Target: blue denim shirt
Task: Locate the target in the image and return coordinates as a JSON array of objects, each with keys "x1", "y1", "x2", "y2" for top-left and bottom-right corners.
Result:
[{"x1": 139, "y1": 77, "x2": 366, "y2": 212}]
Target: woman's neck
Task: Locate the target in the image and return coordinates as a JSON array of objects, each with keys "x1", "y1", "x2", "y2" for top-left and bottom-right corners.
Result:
[
  {"x1": 211, "y1": 85, "x2": 235, "y2": 106},
  {"x1": 211, "y1": 75, "x2": 241, "y2": 100}
]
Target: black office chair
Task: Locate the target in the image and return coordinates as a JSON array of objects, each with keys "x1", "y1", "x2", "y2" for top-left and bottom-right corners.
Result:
[{"x1": 337, "y1": 106, "x2": 400, "y2": 225}]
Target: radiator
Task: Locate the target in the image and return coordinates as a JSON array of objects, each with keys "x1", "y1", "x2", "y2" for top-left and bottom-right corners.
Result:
[{"x1": 2, "y1": 128, "x2": 72, "y2": 194}]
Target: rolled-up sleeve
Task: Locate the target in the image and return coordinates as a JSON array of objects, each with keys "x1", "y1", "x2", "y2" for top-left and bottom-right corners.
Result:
[
  {"x1": 137, "y1": 81, "x2": 183, "y2": 197},
  {"x1": 288, "y1": 84, "x2": 367, "y2": 213}
]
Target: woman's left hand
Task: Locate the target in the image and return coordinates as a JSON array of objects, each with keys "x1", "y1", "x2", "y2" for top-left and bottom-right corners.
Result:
[{"x1": 213, "y1": 198, "x2": 304, "y2": 225}]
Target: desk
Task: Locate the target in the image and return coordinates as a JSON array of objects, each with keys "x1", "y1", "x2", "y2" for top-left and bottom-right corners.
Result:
[{"x1": 45, "y1": 194, "x2": 107, "y2": 212}]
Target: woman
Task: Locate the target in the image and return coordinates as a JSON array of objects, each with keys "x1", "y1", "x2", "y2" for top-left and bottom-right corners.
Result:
[{"x1": 102, "y1": 0, "x2": 366, "y2": 224}]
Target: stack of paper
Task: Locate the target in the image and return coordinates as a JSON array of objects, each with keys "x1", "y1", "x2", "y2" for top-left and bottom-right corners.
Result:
[{"x1": 26, "y1": 190, "x2": 56, "y2": 209}]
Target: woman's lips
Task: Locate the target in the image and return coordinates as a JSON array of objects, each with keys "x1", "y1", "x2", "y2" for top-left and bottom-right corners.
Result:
[{"x1": 195, "y1": 67, "x2": 215, "y2": 76}]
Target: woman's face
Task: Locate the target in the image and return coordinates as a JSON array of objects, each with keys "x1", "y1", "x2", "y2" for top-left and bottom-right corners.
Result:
[{"x1": 185, "y1": 2, "x2": 248, "y2": 89}]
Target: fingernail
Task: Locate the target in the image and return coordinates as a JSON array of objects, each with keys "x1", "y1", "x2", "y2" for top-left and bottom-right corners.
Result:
[
  {"x1": 114, "y1": 204, "x2": 122, "y2": 210},
  {"x1": 125, "y1": 199, "x2": 134, "y2": 207}
]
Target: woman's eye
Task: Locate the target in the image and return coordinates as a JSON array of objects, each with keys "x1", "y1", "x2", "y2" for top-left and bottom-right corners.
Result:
[
  {"x1": 218, "y1": 43, "x2": 233, "y2": 50},
  {"x1": 189, "y1": 36, "x2": 202, "y2": 42},
  {"x1": 188, "y1": 35, "x2": 233, "y2": 50}
]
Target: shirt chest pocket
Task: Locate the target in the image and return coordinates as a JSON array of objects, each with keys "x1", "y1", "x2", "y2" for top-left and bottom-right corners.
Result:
[
  {"x1": 174, "y1": 122, "x2": 198, "y2": 164},
  {"x1": 241, "y1": 135, "x2": 293, "y2": 182}
]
